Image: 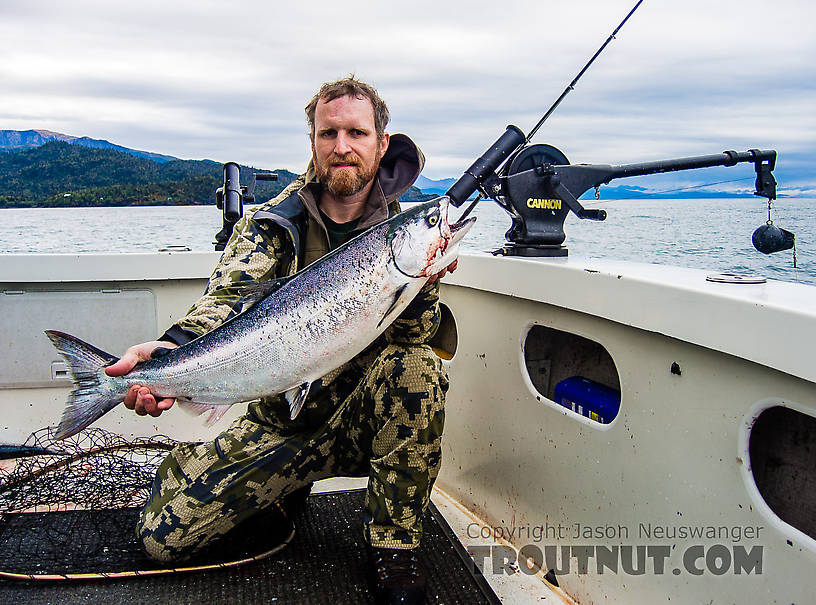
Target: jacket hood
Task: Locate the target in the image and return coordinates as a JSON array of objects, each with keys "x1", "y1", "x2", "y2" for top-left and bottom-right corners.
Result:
[{"x1": 376, "y1": 133, "x2": 425, "y2": 202}]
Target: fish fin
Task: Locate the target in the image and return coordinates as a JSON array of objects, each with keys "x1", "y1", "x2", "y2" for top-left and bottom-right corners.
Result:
[
  {"x1": 377, "y1": 284, "x2": 412, "y2": 328},
  {"x1": 44, "y1": 330, "x2": 122, "y2": 440},
  {"x1": 237, "y1": 276, "x2": 294, "y2": 312},
  {"x1": 285, "y1": 383, "x2": 311, "y2": 420},
  {"x1": 177, "y1": 400, "x2": 232, "y2": 426}
]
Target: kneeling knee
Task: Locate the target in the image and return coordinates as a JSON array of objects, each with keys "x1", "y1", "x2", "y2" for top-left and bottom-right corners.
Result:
[
  {"x1": 137, "y1": 519, "x2": 177, "y2": 563},
  {"x1": 373, "y1": 344, "x2": 447, "y2": 422},
  {"x1": 136, "y1": 508, "x2": 197, "y2": 564}
]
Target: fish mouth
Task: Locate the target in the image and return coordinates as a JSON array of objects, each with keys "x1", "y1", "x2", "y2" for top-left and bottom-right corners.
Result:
[
  {"x1": 388, "y1": 195, "x2": 476, "y2": 278},
  {"x1": 448, "y1": 215, "x2": 476, "y2": 238},
  {"x1": 423, "y1": 198, "x2": 476, "y2": 275},
  {"x1": 443, "y1": 196, "x2": 476, "y2": 247}
]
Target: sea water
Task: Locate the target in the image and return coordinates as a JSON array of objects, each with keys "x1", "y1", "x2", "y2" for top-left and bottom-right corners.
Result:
[{"x1": 0, "y1": 197, "x2": 812, "y2": 286}]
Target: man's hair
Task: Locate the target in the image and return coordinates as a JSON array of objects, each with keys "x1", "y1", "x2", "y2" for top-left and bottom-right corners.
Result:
[{"x1": 305, "y1": 76, "x2": 390, "y2": 140}]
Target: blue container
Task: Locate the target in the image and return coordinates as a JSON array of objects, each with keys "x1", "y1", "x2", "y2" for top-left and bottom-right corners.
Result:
[{"x1": 553, "y1": 376, "x2": 620, "y2": 423}]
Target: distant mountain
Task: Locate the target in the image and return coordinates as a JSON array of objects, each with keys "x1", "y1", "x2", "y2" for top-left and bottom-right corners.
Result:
[
  {"x1": 580, "y1": 184, "x2": 771, "y2": 200},
  {"x1": 415, "y1": 174, "x2": 456, "y2": 195},
  {"x1": 0, "y1": 130, "x2": 439, "y2": 206},
  {"x1": 0, "y1": 142, "x2": 297, "y2": 207},
  {"x1": 3, "y1": 130, "x2": 808, "y2": 201},
  {"x1": 0, "y1": 129, "x2": 177, "y2": 163},
  {"x1": 0, "y1": 140, "x2": 431, "y2": 207}
]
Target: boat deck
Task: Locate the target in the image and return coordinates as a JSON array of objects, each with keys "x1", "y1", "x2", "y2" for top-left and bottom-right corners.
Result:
[
  {"x1": 5, "y1": 251, "x2": 816, "y2": 602},
  {"x1": 323, "y1": 478, "x2": 572, "y2": 604},
  {"x1": 0, "y1": 476, "x2": 567, "y2": 604}
]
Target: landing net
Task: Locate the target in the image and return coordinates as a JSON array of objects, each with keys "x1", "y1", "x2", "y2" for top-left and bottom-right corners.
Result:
[
  {"x1": 0, "y1": 427, "x2": 180, "y2": 579},
  {"x1": 0, "y1": 426, "x2": 176, "y2": 514}
]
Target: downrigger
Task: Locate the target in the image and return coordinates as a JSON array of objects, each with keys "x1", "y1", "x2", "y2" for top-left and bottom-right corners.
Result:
[
  {"x1": 445, "y1": 0, "x2": 793, "y2": 260},
  {"x1": 446, "y1": 128, "x2": 782, "y2": 258}
]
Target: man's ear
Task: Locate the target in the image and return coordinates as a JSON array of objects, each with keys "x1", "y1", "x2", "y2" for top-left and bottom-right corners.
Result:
[{"x1": 379, "y1": 132, "x2": 390, "y2": 156}]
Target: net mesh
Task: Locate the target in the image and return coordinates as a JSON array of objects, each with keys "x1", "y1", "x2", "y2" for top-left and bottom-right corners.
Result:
[
  {"x1": 0, "y1": 426, "x2": 176, "y2": 514},
  {"x1": 0, "y1": 428, "x2": 304, "y2": 579},
  {"x1": 0, "y1": 427, "x2": 180, "y2": 577}
]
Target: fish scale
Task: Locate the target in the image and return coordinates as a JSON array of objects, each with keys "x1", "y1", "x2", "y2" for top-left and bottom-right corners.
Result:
[{"x1": 46, "y1": 196, "x2": 475, "y2": 439}]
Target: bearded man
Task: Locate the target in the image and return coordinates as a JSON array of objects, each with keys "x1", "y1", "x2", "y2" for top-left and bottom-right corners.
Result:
[{"x1": 106, "y1": 77, "x2": 453, "y2": 604}]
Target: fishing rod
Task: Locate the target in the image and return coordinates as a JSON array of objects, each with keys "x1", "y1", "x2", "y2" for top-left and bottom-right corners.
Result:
[
  {"x1": 450, "y1": 0, "x2": 645, "y2": 217},
  {"x1": 446, "y1": 1, "x2": 788, "y2": 259},
  {"x1": 526, "y1": 0, "x2": 643, "y2": 146}
]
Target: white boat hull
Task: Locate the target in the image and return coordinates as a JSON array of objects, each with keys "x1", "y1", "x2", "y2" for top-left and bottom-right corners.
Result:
[{"x1": 2, "y1": 250, "x2": 815, "y2": 604}]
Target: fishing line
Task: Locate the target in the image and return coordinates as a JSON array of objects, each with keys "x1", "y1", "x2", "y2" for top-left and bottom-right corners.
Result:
[
  {"x1": 457, "y1": 194, "x2": 482, "y2": 222},
  {"x1": 598, "y1": 176, "x2": 755, "y2": 200}
]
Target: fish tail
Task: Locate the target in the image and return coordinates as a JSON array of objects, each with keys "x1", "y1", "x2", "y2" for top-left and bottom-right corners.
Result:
[{"x1": 45, "y1": 330, "x2": 122, "y2": 440}]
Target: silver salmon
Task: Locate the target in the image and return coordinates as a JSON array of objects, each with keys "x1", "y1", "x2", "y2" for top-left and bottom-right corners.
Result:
[{"x1": 46, "y1": 196, "x2": 474, "y2": 439}]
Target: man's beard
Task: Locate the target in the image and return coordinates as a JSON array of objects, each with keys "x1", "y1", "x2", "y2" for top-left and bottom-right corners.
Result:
[{"x1": 315, "y1": 152, "x2": 380, "y2": 197}]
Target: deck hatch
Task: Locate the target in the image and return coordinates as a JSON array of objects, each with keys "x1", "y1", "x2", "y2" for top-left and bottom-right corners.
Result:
[{"x1": 0, "y1": 289, "x2": 157, "y2": 388}]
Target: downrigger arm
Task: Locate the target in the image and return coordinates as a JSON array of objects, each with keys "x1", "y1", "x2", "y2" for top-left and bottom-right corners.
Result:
[{"x1": 446, "y1": 133, "x2": 780, "y2": 257}]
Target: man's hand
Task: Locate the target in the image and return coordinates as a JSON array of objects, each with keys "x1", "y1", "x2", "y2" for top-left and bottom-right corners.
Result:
[
  {"x1": 427, "y1": 259, "x2": 458, "y2": 284},
  {"x1": 105, "y1": 341, "x2": 179, "y2": 417}
]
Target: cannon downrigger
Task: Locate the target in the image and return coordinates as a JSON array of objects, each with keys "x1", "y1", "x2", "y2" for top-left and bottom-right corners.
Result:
[{"x1": 445, "y1": 0, "x2": 794, "y2": 260}]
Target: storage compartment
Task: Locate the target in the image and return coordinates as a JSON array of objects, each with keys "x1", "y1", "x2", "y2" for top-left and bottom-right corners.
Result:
[
  {"x1": 750, "y1": 405, "x2": 816, "y2": 540},
  {"x1": 429, "y1": 303, "x2": 458, "y2": 360},
  {"x1": 524, "y1": 325, "x2": 621, "y2": 423}
]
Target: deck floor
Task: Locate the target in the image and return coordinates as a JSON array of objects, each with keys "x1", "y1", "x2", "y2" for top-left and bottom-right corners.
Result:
[
  {"x1": 1, "y1": 482, "x2": 522, "y2": 604},
  {"x1": 319, "y1": 478, "x2": 571, "y2": 604}
]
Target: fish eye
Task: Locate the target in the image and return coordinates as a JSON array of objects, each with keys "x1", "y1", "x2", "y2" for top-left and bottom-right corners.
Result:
[{"x1": 427, "y1": 215, "x2": 439, "y2": 226}]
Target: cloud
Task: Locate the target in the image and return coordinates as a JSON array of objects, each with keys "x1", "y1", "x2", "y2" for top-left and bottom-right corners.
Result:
[{"x1": 0, "y1": 0, "x2": 813, "y2": 191}]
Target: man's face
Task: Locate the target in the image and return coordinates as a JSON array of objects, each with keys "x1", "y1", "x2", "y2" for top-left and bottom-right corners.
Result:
[{"x1": 312, "y1": 94, "x2": 390, "y2": 197}]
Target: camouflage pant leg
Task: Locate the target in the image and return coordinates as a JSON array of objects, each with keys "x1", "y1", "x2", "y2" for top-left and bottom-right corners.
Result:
[
  {"x1": 137, "y1": 342, "x2": 446, "y2": 562},
  {"x1": 137, "y1": 402, "x2": 346, "y2": 562},
  {"x1": 350, "y1": 343, "x2": 448, "y2": 550}
]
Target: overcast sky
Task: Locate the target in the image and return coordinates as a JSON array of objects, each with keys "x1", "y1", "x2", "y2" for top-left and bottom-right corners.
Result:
[{"x1": 1, "y1": 0, "x2": 814, "y2": 194}]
